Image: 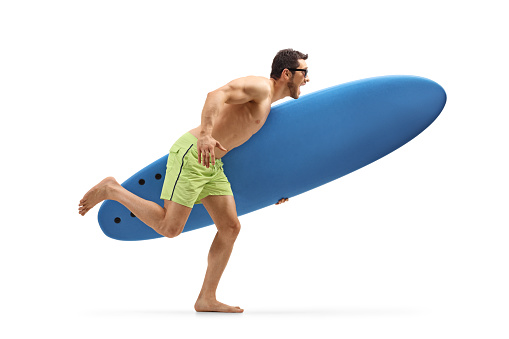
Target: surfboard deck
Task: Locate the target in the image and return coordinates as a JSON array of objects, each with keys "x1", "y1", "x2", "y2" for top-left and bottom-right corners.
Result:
[{"x1": 98, "y1": 75, "x2": 447, "y2": 241}]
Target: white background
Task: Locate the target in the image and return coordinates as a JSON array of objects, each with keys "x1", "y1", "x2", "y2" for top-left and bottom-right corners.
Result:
[{"x1": 1, "y1": 0, "x2": 508, "y2": 338}]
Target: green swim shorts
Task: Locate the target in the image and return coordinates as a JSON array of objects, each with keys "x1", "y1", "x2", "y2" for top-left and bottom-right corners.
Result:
[{"x1": 160, "y1": 132, "x2": 233, "y2": 208}]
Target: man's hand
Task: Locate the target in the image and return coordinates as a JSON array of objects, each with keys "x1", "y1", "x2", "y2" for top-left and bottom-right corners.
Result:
[
  {"x1": 275, "y1": 198, "x2": 289, "y2": 205},
  {"x1": 197, "y1": 134, "x2": 227, "y2": 168}
]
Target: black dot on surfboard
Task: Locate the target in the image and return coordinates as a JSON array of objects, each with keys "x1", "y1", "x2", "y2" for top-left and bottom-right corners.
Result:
[
  {"x1": 139, "y1": 179, "x2": 145, "y2": 185},
  {"x1": 130, "y1": 212, "x2": 136, "y2": 218},
  {"x1": 114, "y1": 217, "x2": 121, "y2": 224},
  {"x1": 155, "y1": 173, "x2": 162, "y2": 180}
]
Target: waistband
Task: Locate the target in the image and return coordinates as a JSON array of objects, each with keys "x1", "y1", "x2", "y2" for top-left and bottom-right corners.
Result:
[
  {"x1": 173, "y1": 132, "x2": 198, "y2": 149},
  {"x1": 172, "y1": 132, "x2": 224, "y2": 164}
]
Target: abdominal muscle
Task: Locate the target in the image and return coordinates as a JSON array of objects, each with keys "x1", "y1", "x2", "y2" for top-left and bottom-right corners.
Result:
[{"x1": 189, "y1": 103, "x2": 268, "y2": 159}]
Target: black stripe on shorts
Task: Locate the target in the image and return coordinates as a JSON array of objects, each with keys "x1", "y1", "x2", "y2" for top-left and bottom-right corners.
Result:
[{"x1": 170, "y1": 144, "x2": 194, "y2": 201}]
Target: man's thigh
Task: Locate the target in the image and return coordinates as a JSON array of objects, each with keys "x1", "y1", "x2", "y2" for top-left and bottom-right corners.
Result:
[
  {"x1": 200, "y1": 195, "x2": 239, "y2": 229},
  {"x1": 162, "y1": 199, "x2": 193, "y2": 228}
]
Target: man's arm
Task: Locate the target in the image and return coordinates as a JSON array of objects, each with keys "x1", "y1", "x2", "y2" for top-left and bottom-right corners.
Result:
[{"x1": 198, "y1": 76, "x2": 270, "y2": 168}]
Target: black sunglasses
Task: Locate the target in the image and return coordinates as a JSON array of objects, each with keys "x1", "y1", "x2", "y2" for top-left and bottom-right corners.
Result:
[{"x1": 287, "y1": 68, "x2": 308, "y2": 77}]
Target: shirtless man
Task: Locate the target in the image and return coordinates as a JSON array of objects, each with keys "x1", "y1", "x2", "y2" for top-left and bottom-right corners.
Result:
[{"x1": 79, "y1": 49, "x2": 309, "y2": 313}]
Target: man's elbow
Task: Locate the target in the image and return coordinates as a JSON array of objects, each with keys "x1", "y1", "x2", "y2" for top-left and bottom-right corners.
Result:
[{"x1": 207, "y1": 88, "x2": 229, "y2": 103}]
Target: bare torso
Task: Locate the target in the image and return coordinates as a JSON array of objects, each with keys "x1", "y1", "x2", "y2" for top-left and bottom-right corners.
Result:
[{"x1": 189, "y1": 78, "x2": 273, "y2": 159}]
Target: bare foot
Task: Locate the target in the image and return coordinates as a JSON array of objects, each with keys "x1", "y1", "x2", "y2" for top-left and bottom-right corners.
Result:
[
  {"x1": 79, "y1": 177, "x2": 119, "y2": 216},
  {"x1": 194, "y1": 298, "x2": 244, "y2": 313}
]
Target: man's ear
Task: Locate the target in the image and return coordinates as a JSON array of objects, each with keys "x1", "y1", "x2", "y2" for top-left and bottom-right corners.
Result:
[{"x1": 281, "y1": 68, "x2": 291, "y2": 80}]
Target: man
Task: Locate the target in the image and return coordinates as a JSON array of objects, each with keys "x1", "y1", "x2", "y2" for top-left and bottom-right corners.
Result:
[{"x1": 79, "y1": 49, "x2": 310, "y2": 313}]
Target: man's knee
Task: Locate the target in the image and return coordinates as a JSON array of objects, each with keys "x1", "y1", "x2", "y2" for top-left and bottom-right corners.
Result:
[
  {"x1": 157, "y1": 220, "x2": 185, "y2": 238},
  {"x1": 221, "y1": 219, "x2": 241, "y2": 238}
]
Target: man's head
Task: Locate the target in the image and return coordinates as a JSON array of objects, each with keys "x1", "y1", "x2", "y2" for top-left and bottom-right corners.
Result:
[{"x1": 270, "y1": 48, "x2": 309, "y2": 99}]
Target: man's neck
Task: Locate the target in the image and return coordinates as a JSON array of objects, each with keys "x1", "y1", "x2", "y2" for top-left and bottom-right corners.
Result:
[{"x1": 269, "y1": 78, "x2": 289, "y2": 104}]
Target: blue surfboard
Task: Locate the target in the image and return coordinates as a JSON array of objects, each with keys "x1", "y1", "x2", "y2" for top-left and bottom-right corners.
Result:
[{"x1": 98, "y1": 75, "x2": 446, "y2": 241}]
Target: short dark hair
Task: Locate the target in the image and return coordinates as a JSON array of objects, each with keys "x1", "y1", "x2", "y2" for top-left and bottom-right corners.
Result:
[{"x1": 270, "y1": 48, "x2": 308, "y2": 80}]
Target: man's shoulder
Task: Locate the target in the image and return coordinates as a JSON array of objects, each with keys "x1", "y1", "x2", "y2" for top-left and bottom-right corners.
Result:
[
  {"x1": 239, "y1": 75, "x2": 271, "y2": 86},
  {"x1": 220, "y1": 76, "x2": 271, "y2": 104},
  {"x1": 239, "y1": 76, "x2": 271, "y2": 99}
]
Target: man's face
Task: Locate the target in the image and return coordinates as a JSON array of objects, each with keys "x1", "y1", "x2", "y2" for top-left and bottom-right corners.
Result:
[{"x1": 287, "y1": 59, "x2": 309, "y2": 99}]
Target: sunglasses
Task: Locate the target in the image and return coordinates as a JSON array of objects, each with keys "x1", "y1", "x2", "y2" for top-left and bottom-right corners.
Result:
[{"x1": 287, "y1": 68, "x2": 308, "y2": 77}]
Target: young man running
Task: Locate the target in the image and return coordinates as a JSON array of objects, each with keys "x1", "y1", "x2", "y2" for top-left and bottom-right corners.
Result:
[{"x1": 79, "y1": 49, "x2": 310, "y2": 313}]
